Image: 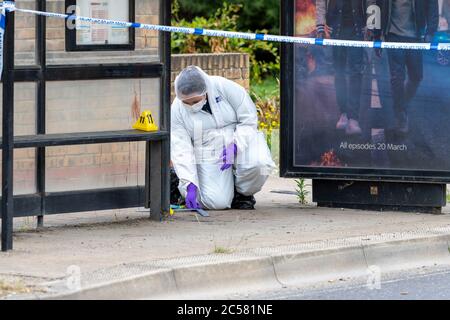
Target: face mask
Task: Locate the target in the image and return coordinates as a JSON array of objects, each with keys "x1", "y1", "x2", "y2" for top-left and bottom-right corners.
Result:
[{"x1": 183, "y1": 98, "x2": 207, "y2": 113}]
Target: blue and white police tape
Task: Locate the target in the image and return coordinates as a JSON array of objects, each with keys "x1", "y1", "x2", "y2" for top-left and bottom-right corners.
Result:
[
  {"x1": 0, "y1": 4, "x2": 6, "y2": 77},
  {"x1": 1, "y1": 1, "x2": 450, "y2": 52}
]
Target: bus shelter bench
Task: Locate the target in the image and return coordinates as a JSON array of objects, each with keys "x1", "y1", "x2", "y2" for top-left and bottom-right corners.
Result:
[{"x1": 0, "y1": 129, "x2": 169, "y2": 221}]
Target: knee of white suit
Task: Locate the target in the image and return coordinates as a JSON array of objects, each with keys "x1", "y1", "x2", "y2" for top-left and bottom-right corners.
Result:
[
  {"x1": 200, "y1": 190, "x2": 234, "y2": 210},
  {"x1": 178, "y1": 182, "x2": 233, "y2": 210},
  {"x1": 235, "y1": 165, "x2": 270, "y2": 196},
  {"x1": 197, "y1": 164, "x2": 234, "y2": 210}
]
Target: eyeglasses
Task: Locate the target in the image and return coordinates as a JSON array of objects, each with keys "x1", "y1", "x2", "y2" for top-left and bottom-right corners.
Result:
[{"x1": 181, "y1": 94, "x2": 207, "y2": 106}]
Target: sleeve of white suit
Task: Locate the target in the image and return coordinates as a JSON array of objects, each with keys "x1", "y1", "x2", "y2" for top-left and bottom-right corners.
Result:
[
  {"x1": 170, "y1": 103, "x2": 199, "y2": 193},
  {"x1": 220, "y1": 78, "x2": 258, "y2": 153}
]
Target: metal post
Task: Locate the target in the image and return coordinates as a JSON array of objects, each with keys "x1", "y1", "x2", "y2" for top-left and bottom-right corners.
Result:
[
  {"x1": 2, "y1": 1, "x2": 15, "y2": 252},
  {"x1": 149, "y1": 141, "x2": 162, "y2": 221},
  {"x1": 36, "y1": 0, "x2": 47, "y2": 229},
  {"x1": 279, "y1": 0, "x2": 294, "y2": 177},
  {"x1": 159, "y1": 0, "x2": 171, "y2": 213},
  {"x1": 145, "y1": 141, "x2": 150, "y2": 209}
]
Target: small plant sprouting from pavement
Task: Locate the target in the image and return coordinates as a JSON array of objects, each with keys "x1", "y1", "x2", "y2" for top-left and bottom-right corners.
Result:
[
  {"x1": 295, "y1": 178, "x2": 309, "y2": 205},
  {"x1": 213, "y1": 246, "x2": 232, "y2": 254}
]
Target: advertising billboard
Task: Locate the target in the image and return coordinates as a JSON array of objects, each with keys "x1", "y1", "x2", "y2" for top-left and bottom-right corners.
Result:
[{"x1": 281, "y1": 0, "x2": 450, "y2": 182}]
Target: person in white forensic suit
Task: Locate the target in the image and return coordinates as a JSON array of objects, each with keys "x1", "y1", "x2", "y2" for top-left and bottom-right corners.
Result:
[{"x1": 170, "y1": 66, "x2": 276, "y2": 210}]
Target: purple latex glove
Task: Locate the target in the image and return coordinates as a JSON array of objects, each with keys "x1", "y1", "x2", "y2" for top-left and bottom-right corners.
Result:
[
  {"x1": 186, "y1": 183, "x2": 200, "y2": 209},
  {"x1": 220, "y1": 143, "x2": 237, "y2": 171}
]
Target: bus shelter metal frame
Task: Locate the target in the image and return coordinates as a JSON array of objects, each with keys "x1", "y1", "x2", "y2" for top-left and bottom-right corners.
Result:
[{"x1": 0, "y1": 0, "x2": 172, "y2": 251}]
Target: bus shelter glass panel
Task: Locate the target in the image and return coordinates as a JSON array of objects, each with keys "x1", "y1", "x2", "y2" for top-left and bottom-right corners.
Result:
[
  {"x1": 0, "y1": 83, "x2": 38, "y2": 195},
  {"x1": 44, "y1": 78, "x2": 157, "y2": 192},
  {"x1": 46, "y1": 0, "x2": 160, "y2": 65},
  {"x1": 0, "y1": 149, "x2": 37, "y2": 195},
  {"x1": 0, "y1": 82, "x2": 37, "y2": 137},
  {"x1": 45, "y1": 142, "x2": 145, "y2": 192},
  {"x1": 45, "y1": 78, "x2": 160, "y2": 133},
  {"x1": 15, "y1": 0, "x2": 37, "y2": 66}
]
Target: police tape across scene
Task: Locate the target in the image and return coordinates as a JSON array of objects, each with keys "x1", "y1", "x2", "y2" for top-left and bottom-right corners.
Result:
[{"x1": 0, "y1": 0, "x2": 450, "y2": 51}]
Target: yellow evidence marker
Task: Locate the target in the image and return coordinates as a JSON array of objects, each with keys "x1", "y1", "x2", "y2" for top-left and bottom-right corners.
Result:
[{"x1": 133, "y1": 111, "x2": 158, "y2": 132}]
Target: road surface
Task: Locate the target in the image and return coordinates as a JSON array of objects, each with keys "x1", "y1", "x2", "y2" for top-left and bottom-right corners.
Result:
[{"x1": 223, "y1": 265, "x2": 450, "y2": 300}]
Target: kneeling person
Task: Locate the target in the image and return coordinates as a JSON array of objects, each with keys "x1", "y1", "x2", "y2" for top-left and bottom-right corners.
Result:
[{"x1": 171, "y1": 66, "x2": 275, "y2": 210}]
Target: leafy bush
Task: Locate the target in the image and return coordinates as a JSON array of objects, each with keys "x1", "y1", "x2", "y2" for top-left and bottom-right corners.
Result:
[
  {"x1": 175, "y1": 0, "x2": 280, "y2": 35},
  {"x1": 252, "y1": 78, "x2": 280, "y2": 150},
  {"x1": 171, "y1": 0, "x2": 280, "y2": 83}
]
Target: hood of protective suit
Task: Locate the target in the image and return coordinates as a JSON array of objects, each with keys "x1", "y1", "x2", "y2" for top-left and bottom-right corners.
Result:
[{"x1": 174, "y1": 66, "x2": 219, "y2": 113}]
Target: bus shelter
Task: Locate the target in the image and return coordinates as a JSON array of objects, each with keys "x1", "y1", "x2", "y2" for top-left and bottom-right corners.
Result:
[{"x1": 0, "y1": 0, "x2": 172, "y2": 251}]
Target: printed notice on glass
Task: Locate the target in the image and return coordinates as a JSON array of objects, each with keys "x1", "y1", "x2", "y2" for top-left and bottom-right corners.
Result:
[{"x1": 76, "y1": 0, "x2": 129, "y2": 45}]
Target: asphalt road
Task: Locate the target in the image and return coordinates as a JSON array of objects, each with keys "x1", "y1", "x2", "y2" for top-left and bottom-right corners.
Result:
[{"x1": 227, "y1": 265, "x2": 450, "y2": 300}]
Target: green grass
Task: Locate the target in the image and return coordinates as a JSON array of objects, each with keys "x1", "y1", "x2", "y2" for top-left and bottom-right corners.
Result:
[
  {"x1": 447, "y1": 194, "x2": 450, "y2": 203},
  {"x1": 250, "y1": 77, "x2": 279, "y2": 100},
  {"x1": 213, "y1": 246, "x2": 232, "y2": 254}
]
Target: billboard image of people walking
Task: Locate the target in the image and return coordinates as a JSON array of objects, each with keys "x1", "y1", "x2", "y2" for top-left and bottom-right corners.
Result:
[{"x1": 293, "y1": 0, "x2": 450, "y2": 174}]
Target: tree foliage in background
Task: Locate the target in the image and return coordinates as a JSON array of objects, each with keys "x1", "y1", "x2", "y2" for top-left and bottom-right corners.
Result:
[
  {"x1": 171, "y1": 0, "x2": 280, "y2": 83},
  {"x1": 175, "y1": 0, "x2": 280, "y2": 35}
]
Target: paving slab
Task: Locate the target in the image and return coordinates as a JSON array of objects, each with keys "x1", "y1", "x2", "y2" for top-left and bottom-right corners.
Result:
[{"x1": 1, "y1": 177, "x2": 449, "y2": 298}]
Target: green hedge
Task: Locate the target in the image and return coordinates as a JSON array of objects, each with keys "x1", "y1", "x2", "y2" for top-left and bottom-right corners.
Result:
[
  {"x1": 175, "y1": 0, "x2": 280, "y2": 35},
  {"x1": 171, "y1": 1, "x2": 280, "y2": 83}
]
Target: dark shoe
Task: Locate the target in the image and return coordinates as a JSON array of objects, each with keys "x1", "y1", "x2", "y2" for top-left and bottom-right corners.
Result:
[
  {"x1": 231, "y1": 191, "x2": 256, "y2": 210},
  {"x1": 170, "y1": 168, "x2": 184, "y2": 205}
]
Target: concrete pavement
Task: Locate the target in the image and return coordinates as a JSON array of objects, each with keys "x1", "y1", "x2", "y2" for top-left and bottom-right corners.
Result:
[{"x1": 0, "y1": 177, "x2": 450, "y2": 299}]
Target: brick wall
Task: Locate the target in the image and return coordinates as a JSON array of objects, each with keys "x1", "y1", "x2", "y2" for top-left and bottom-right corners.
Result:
[{"x1": 171, "y1": 53, "x2": 250, "y2": 101}]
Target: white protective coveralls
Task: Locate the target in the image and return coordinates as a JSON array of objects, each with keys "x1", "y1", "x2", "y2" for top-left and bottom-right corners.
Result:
[{"x1": 171, "y1": 67, "x2": 276, "y2": 210}]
